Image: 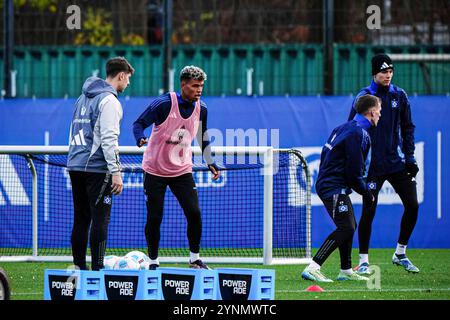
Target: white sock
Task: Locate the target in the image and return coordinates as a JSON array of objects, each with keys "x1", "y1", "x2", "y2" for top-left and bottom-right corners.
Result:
[
  {"x1": 150, "y1": 258, "x2": 159, "y2": 265},
  {"x1": 359, "y1": 254, "x2": 369, "y2": 265},
  {"x1": 341, "y1": 268, "x2": 353, "y2": 275},
  {"x1": 190, "y1": 252, "x2": 200, "y2": 263},
  {"x1": 306, "y1": 261, "x2": 321, "y2": 271},
  {"x1": 395, "y1": 243, "x2": 407, "y2": 255}
]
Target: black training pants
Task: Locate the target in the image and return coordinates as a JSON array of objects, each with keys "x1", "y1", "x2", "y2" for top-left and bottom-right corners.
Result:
[
  {"x1": 358, "y1": 169, "x2": 419, "y2": 254},
  {"x1": 143, "y1": 172, "x2": 202, "y2": 260},
  {"x1": 313, "y1": 194, "x2": 357, "y2": 270},
  {"x1": 69, "y1": 171, "x2": 112, "y2": 271}
]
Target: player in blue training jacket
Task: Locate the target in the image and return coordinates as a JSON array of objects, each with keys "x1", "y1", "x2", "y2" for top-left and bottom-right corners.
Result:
[
  {"x1": 350, "y1": 54, "x2": 420, "y2": 275},
  {"x1": 301, "y1": 95, "x2": 381, "y2": 282},
  {"x1": 67, "y1": 57, "x2": 134, "y2": 271}
]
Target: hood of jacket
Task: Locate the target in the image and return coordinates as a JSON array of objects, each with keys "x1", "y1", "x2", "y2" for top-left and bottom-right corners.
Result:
[{"x1": 82, "y1": 77, "x2": 118, "y2": 99}]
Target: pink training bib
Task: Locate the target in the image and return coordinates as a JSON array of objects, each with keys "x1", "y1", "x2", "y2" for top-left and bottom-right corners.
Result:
[{"x1": 142, "y1": 92, "x2": 200, "y2": 177}]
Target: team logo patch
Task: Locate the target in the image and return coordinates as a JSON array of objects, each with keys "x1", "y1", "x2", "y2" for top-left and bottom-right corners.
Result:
[
  {"x1": 165, "y1": 125, "x2": 187, "y2": 145},
  {"x1": 104, "y1": 195, "x2": 112, "y2": 205},
  {"x1": 391, "y1": 100, "x2": 398, "y2": 108},
  {"x1": 177, "y1": 125, "x2": 186, "y2": 141},
  {"x1": 368, "y1": 182, "x2": 377, "y2": 190},
  {"x1": 337, "y1": 200, "x2": 348, "y2": 213}
]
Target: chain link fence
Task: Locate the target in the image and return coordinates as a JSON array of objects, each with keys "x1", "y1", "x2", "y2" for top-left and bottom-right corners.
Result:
[
  {"x1": 0, "y1": 0, "x2": 448, "y2": 45},
  {"x1": 0, "y1": 0, "x2": 449, "y2": 96}
]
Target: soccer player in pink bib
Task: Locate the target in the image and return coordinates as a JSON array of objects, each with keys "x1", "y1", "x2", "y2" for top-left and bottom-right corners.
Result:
[{"x1": 133, "y1": 66, "x2": 220, "y2": 270}]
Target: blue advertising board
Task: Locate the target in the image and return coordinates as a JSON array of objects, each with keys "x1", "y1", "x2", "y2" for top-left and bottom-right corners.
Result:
[{"x1": 1, "y1": 95, "x2": 449, "y2": 248}]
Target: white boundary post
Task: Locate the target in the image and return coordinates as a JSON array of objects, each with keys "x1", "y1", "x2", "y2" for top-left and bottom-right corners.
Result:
[
  {"x1": 437, "y1": 131, "x2": 442, "y2": 219},
  {"x1": 246, "y1": 68, "x2": 254, "y2": 96},
  {"x1": 263, "y1": 147, "x2": 274, "y2": 265},
  {"x1": 389, "y1": 54, "x2": 450, "y2": 61},
  {"x1": 305, "y1": 164, "x2": 312, "y2": 259},
  {"x1": 25, "y1": 155, "x2": 38, "y2": 258}
]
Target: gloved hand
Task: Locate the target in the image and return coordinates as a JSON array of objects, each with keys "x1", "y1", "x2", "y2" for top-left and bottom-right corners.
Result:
[
  {"x1": 208, "y1": 163, "x2": 220, "y2": 181},
  {"x1": 137, "y1": 137, "x2": 148, "y2": 147},
  {"x1": 405, "y1": 161, "x2": 419, "y2": 178}
]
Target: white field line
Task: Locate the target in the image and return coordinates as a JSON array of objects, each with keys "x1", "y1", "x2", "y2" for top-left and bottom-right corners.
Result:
[
  {"x1": 278, "y1": 288, "x2": 450, "y2": 293},
  {"x1": 13, "y1": 288, "x2": 450, "y2": 297},
  {"x1": 11, "y1": 292, "x2": 42, "y2": 296}
]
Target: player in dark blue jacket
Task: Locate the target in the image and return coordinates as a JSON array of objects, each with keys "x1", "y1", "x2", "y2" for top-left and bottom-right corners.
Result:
[
  {"x1": 302, "y1": 95, "x2": 381, "y2": 282},
  {"x1": 350, "y1": 54, "x2": 420, "y2": 274}
]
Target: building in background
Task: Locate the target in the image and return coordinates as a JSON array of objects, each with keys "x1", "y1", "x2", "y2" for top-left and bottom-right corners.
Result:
[{"x1": 0, "y1": 0, "x2": 449, "y2": 97}]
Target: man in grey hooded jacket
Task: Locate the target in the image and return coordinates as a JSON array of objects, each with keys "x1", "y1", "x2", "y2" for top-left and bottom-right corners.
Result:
[{"x1": 67, "y1": 57, "x2": 134, "y2": 270}]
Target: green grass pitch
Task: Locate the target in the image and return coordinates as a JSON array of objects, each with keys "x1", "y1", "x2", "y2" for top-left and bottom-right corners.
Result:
[{"x1": 1, "y1": 249, "x2": 449, "y2": 300}]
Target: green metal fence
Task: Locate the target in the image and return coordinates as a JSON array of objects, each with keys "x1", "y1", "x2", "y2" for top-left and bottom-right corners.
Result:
[
  {"x1": 1, "y1": 45, "x2": 323, "y2": 98},
  {"x1": 1, "y1": 44, "x2": 448, "y2": 98},
  {"x1": 334, "y1": 44, "x2": 450, "y2": 95}
]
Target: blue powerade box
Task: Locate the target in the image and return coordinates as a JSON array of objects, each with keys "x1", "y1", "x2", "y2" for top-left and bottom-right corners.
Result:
[
  {"x1": 44, "y1": 269, "x2": 104, "y2": 300},
  {"x1": 158, "y1": 267, "x2": 217, "y2": 300},
  {"x1": 215, "y1": 268, "x2": 275, "y2": 300},
  {"x1": 100, "y1": 268, "x2": 216, "y2": 300},
  {"x1": 101, "y1": 269, "x2": 160, "y2": 300},
  {"x1": 44, "y1": 267, "x2": 274, "y2": 300}
]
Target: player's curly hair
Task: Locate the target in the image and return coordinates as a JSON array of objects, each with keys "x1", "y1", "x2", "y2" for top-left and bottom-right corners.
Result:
[{"x1": 180, "y1": 65, "x2": 207, "y2": 82}]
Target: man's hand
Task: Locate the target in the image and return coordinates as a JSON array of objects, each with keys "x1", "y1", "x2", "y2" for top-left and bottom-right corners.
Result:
[
  {"x1": 111, "y1": 174, "x2": 123, "y2": 195},
  {"x1": 405, "y1": 161, "x2": 419, "y2": 178},
  {"x1": 208, "y1": 163, "x2": 220, "y2": 181},
  {"x1": 137, "y1": 138, "x2": 148, "y2": 147}
]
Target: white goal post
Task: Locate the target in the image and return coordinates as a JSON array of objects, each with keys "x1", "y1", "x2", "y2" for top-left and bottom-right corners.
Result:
[{"x1": 0, "y1": 145, "x2": 311, "y2": 265}]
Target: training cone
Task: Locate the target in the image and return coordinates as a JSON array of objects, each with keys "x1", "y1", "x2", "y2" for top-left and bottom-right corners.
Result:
[{"x1": 305, "y1": 285, "x2": 324, "y2": 292}]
